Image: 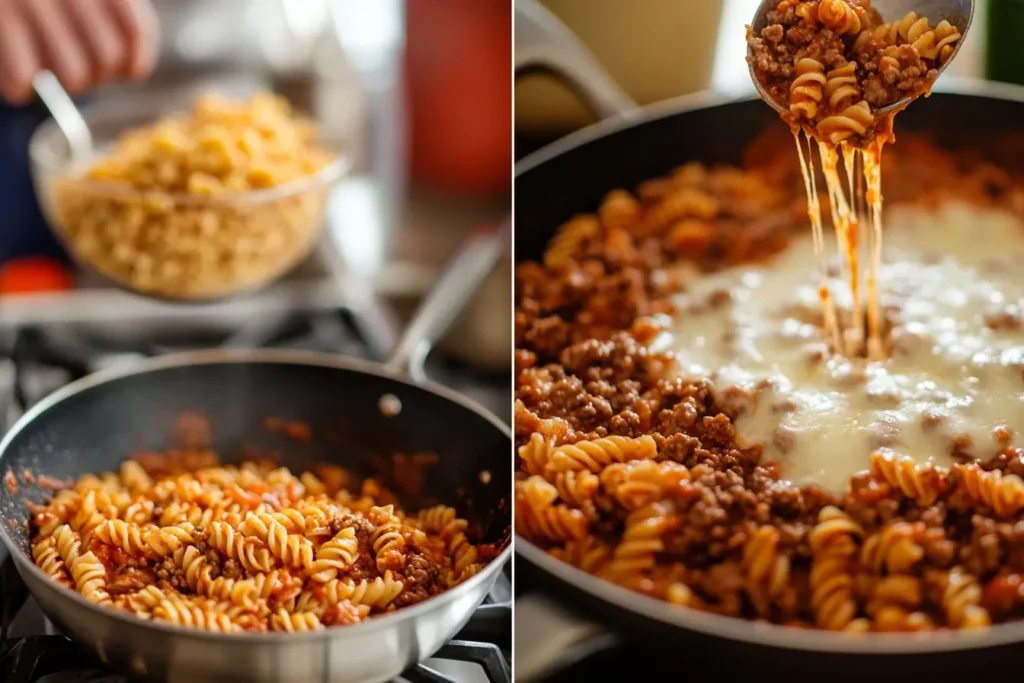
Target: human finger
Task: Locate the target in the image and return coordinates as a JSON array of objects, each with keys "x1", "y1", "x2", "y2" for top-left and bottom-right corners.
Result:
[
  {"x1": 61, "y1": 0, "x2": 127, "y2": 84},
  {"x1": 0, "y1": 8, "x2": 39, "y2": 104},
  {"x1": 107, "y1": 0, "x2": 159, "y2": 80},
  {"x1": 22, "y1": 0, "x2": 92, "y2": 94}
]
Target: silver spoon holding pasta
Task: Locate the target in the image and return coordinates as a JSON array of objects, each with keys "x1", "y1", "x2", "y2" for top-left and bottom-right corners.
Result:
[{"x1": 747, "y1": 0, "x2": 974, "y2": 119}]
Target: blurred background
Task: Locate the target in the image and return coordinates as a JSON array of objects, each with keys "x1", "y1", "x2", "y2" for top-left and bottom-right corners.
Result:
[
  {"x1": 515, "y1": 0, "x2": 1014, "y2": 158},
  {"x1": 0, "y1": 0, "x2": 512, "y2": 423}
]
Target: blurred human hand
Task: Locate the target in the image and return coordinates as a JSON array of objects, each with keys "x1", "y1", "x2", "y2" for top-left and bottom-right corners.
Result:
[{"x1": 0, "y1": 0, "x2": 159, "y2": 105}]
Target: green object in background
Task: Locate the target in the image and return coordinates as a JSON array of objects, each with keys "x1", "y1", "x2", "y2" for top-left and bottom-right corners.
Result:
[{"x1": 986, "y1": 0, "x2": 1024, "y2": 84}]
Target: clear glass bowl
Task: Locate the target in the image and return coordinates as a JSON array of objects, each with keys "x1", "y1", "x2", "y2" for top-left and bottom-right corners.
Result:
[{"x1": 29, "y1": 105, "x2": 349, "y2": 302}]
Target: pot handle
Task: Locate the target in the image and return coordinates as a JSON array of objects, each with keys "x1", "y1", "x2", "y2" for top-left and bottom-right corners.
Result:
[
  {"x1": 514, "y1": 593, "x2": 618, "y2": 682},
  {"x1": 383, "y1": 219, "x2": 510, "y2": 383},
  {"x1": 514, "y1": 0, "x2": 639, "y2": 121}
]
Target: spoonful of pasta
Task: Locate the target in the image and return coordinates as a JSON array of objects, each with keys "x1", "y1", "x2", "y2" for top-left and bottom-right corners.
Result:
[{"x1": 747, "y1": 0, "x2": 973, "y2": 146}]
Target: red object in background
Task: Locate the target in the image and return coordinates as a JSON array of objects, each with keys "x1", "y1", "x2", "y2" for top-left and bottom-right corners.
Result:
[
  {"x1": 405, "y1": 0, "x2": 511, "y2": 197},
  {"x1": 0, "y1": 257, "x2": 74, "y2": 295}
]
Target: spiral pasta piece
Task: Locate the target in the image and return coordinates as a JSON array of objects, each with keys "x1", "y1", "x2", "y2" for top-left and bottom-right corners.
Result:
[
  {"x1": 69, "y1": 552, "x2": 111, "y2": 605},
  {"x1": 371, "y1": 523, "x2": 407, "y2": 573},
  {"x1": 789, "y1": 58, "x2": 827, "y2": 120},
  {"x1": 549, "y1": 435, "x2": 658, "y2": 473},
  {"x1": 824, "y1": 62, "x2": 860, "y2": 110},
  {"x1": 297, "y1": 573, "x2": 405, "y2": 613},
  {"x1": 743, "y1": 526, "x2": 790, "y2": 612},
  {"x1": 308, "y1": 528, "x2": 359, "y2": 582},
  {"x1": 208, "y1": 520, "x2": 276, "y2": 573},
  {"x1": 941, "y1": 567, "x2": 991, "y2": 629},
  {"x1": 518, "y1": 433, "x2": 554, "y2": 476},
  {"x1": 550, "y1": 537, "x2": 611, "y2": 575},
  {"x1": 551, "y1": 470, "x2": 600, "y2": 506},
  {"x1": 515, "y1": 501, "x2": 588, "y2": 544},
  {"x1": 153, "y1": 599, "x2": 240, "y2": 632},
  {"x1": 600, "y1": 502, "x2": 676, "y2": 582},
  {"x1": 869, "y1": 449, "x2": 944, "y2": 505},
  {"x1": 239, "y1": 512, "x2": 315, "y2": 569},
  {"x1": 518, "y1": 475, "x2": 559, "y2": 510},
  {"x1": 953, "y1": 463, "x2": 1024, "y2": 517},
  {"x1": 269, "y1": 609, "x2": 323, "y2": 632},
  {"x1": 809, "y1": 507, "x2": 861, "y2": 630},
  {"x1": 817, "y1": 100, "x2": 873, "y2": 145},
  {"x1": 417, "y1": 505, "x2": 458, "y2": 534},
  {"x1": 817, "y1": 0, "x2": 862, "y2": 35},
  {"x1": 599, "y1": 459, "x2": 689, "y2": 510},
  {"x1": 859, "y1": 523, "x2": 924, "y2": 574},
  {"x1": 32, "y1": 536, "x2": 72, "y2": 587}
]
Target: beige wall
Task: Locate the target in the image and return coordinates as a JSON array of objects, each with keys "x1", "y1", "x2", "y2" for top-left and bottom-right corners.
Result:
[{"x1": 516, "y1": 0, "x2": 724, "y2": 131}]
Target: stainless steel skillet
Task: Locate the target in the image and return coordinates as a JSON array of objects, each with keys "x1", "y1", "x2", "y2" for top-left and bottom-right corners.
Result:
[{"x1": 0, "y1": 222, "x2": 512, "y2": 683}]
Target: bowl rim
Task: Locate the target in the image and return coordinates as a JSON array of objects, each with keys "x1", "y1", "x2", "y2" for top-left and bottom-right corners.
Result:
[{"x1": 28, "y1": 103, "x2": 353, "y2": 206}]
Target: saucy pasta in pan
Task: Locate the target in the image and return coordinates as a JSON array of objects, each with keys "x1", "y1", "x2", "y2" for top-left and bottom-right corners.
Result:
[
  {"x1": 515, "y1": 115, "x2": 1024, "y2": 631},
  {"x1": 28, "y1": 451, "x2": 501, "y2": 633}
]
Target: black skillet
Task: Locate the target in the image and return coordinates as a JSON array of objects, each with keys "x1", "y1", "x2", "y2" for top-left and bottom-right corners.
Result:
[{"x1": 514, "y1": 1, "x2": 1024, "y2": 680}]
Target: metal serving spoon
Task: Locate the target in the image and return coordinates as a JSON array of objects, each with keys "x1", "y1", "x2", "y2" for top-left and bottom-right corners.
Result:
[
  {"x1": 747, "y1": 0, "x2": 975, "y2": 116},
  {"x1": 32, "y1": 70, "x2": 94, "y2": 162}
]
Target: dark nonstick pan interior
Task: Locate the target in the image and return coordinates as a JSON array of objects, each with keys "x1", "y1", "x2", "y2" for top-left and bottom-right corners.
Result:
[{"x1": 0, "y1": 354, "x2": 511, "y2": 560}]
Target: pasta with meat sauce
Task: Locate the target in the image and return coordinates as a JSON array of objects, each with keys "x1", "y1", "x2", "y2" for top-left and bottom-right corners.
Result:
[
  {"x1": 748, "y1": 0, "x2": 962, "y2": 146},
  {"x1": 29, "y1": 454, "x2": 498, "y2": 633},
  {"x1": 515, "y1": 130, "x2": 1024, "y2": 631}
]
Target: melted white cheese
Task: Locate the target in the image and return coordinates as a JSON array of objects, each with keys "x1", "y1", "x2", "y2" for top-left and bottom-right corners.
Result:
[{"x1": 661, "y1": 203, "x2": 1024, "y2": 494}]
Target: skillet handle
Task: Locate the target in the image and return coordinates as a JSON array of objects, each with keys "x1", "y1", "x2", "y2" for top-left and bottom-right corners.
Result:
[
  {"x1": 383, "y1": 219, "x2": 510, "y2": 383},
  {"x1": 514, "y1": 0, "x2": 639, "y2": 121},
  {"x1": 514, "y1": 593, "x2": 617, "y2": 682}
]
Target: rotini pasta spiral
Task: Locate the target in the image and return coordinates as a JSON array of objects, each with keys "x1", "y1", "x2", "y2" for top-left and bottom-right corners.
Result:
[
  {"x1": 153, "y1": 599, "x2": 240, "y2": 632},
  {"x1": 207, "y1": 520, "x2": 275, "y2": 573},
  {"x1": 599, "y1": 459, "x2": 689, "y2": 510},
  {"x1": 239, "y1": 512, "x2": 315, "y2": 569},
  {"x1": 69, "y1": 552, "x2": 111, "y2": 605},
  {"x1": 743, "y1": 526, "x2": 790, "y2": 614},
  {"x1": 515, "y1": 501, "x2": 588, "y2": 544},
  {"x1": 789, "y1": 58, "x2": 826, "y2": 120},
  {"x1": 953, "y1": 463, "x2": 1024, "y2": 517},
  {"x1": 32, "y1": 536, "x2": 72, "y2": 588},
  {"x1": 817, "y1": 0, "x2": 862, "y2": 35},
  {"x1": 940, "y1": 567, "x2": 991, "y2": 628},
  {"x1": 809, "y1": 507, "x2": 861, "y2": 630},
  {"x1": 270, "y1": 609, "x2": 323, "y2": 632},
  {"x1": 549, "y1": 435, "x2": 658, "y2": 473},
  {"x1": 859, "y1": 523, "x2": 924, "y2": 574},
  {"x1": 824, "y1": 62, "x2": 860, "y2": 110},
  {"x1": 295, "y1": 573, "x2": 405, "y2": 613},
  {"x1": 518, "y1": 433, "x2": 554, "y2": 476},
  {"x1": 308, "y1": 528, "x2": 359, "y2": 582},
  {"x1": 599, "y1": 502, "x2": 676, "y2": 582},
  {"x1": 817, "y1": 101, "x2": 873, "y2": 145},
  {"x1": 869, "y1": 449, "x2": 944, "y2": 505}
]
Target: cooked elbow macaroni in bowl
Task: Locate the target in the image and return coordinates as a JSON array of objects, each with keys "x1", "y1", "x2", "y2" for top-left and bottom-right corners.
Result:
[{"x1": 31, "y1": 92, "x2": 345, "y2": 300}]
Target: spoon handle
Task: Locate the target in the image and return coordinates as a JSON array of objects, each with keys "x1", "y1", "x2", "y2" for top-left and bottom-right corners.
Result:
[{"x1": 32, "y1": 70, "x2": 93, "y2": 162}]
